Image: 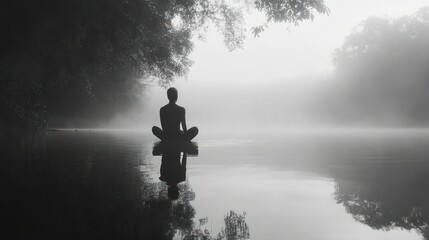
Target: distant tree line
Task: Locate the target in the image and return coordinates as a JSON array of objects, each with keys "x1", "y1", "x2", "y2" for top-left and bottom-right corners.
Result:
[
  {"x1": 327, "y1": 7, "x2": 429, "y2": 126},
  {"x1": 0, "y1": 0, "x2": 328, "y2": 129}
]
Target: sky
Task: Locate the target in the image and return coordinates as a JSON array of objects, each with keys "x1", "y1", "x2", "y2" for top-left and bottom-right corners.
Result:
[
  {"x1": 111, "y1": 0, "x2": 429, "y2": 129},
  {"x1": 185, "y1": 0, "x2": 428, "y2": 85}
]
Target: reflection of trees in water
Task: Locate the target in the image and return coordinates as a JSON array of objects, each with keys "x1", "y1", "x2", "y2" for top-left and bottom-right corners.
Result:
[
  {"x1": 334, "y1": 171, "x2": 429, "y2": 239},
  {"x1": 222, "y1": 211, "x2": 250, "y2": 240},
  {"x1": 154, "y1": 142, "x2": 249, "y2": 240},
  {"x1": 0, "y1": 132, "x2": 197, "y2": 239},
  {"x1": 335, "y1": 181, "x2": 427, "y2": 230},
  {"x1": 183, "y1": 211, "x2": 250, "y2": 240},
  {"x1": 0, "y1": 132, "x2": 250, "y2": 240}
]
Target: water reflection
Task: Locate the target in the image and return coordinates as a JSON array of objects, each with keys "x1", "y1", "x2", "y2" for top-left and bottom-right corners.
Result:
[
  {"x1": 153, "y1": 141, "x2": 198, "y2": 200},
  {"x1": 0, "y1": 131, "x2": 197, "y2": 239},
  {"x1": 160, "y1": 151, "x2": 186, "y2": 200},
  {"x1": 152, "y1": 141, "x2": 251, "y2": 239},
  {"x1": 0, "y1": 131, "x2": 250, "y2": 240},
  {"x1": 332, "y1": 160, "x2": 429, "y2": 239},
  {"x1": 186, "y1": 211, "x2": 250, "y2": 240},
  {"x1": 4, "y1": 130, "x2": 429, "y2": 239}
]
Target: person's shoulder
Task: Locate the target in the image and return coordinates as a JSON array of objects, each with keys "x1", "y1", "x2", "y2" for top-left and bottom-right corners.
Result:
[
  {"x1": 160, "y1": 104, "x2": 169, "y2": 112},
  {"x1": 176, "y1": 105, "x2": 185, "y2": 112}
]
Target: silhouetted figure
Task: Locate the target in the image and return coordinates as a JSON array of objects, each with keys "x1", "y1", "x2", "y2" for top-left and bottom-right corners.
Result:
[{"x1": 152, "y1": 87, "x2": 198, "y2": 141}]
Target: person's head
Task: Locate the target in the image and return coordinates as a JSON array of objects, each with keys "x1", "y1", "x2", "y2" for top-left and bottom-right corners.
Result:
[{"x1": 167, "y1": 87, "x2": 178, "y2": 103}]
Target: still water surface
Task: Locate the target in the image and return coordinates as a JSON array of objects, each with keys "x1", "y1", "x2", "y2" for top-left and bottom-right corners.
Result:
[{"x1": 1, "y1": 129, "x2": 429, "y2": 239}]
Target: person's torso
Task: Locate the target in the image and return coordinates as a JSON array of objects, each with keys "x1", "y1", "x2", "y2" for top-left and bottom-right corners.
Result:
[{"x1": 160, "y1": 104, "x2": 184, "y2": 135}]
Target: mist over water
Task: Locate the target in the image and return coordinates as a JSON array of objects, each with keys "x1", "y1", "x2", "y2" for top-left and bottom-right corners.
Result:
[
  {"x1": 111, "y1": 77, "x2": 329, "y2": 130},
  {"x1": 106, "y1": 4, "x2": 429, "y2": 131},
  {"x1": 109, "y1": 69, "x2": 428, "y2": 131},
  {"x1": 3, "y1": 1, "x2": 429, "y2": 240}
]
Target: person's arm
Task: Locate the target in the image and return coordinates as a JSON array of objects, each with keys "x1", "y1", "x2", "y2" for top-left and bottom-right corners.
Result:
[
  {"x1": 160, "y1": 108, "x2": 165, "y2": 130},
  {"x1": 182, "y1": 152, "x2": 187, "y2": 165},
  {"x1": 181, "y1": 108, "x2": 187, "y2": 132}
]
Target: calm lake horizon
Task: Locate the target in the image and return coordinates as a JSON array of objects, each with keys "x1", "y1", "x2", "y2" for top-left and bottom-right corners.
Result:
[{"x1": 2, "y1": 128, "x2": 429, "y2": 239}]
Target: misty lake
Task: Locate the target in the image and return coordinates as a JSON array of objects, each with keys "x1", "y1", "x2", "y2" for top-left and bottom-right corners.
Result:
[{"x1": 2, "y1": 129, "x2": 429, "y2": 240}]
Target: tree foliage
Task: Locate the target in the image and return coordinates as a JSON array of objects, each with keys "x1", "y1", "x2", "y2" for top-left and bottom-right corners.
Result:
[
  {"x1": 331, "y1": 7, "x2": 429, "y2": 125},
  {"x1": 0, "y1": 0, "x2": 327, "y2": 129},
  {"x1": 252, "y1": 0, "x2": 329, "y2": 36}
]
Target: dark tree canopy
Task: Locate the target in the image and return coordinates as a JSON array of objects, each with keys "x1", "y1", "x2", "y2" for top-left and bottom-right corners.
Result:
[
  {"x1": 330, "y1": 7, "x2": 429, "y2": 125},
  {"x1": 0, "y1": 0, "x2": 328, "y2": 129}
]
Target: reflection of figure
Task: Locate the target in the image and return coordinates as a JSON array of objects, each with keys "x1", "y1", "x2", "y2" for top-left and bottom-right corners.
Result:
[
  {"x1": 153, "y1": 141, "x2": 198, "y2": 200},
  {"x1": 152, "y1": 87, "x2": 198, "y2": 141},
  {"x1": 160, "y1": 150, "x2": 187, "y2": 200}
]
